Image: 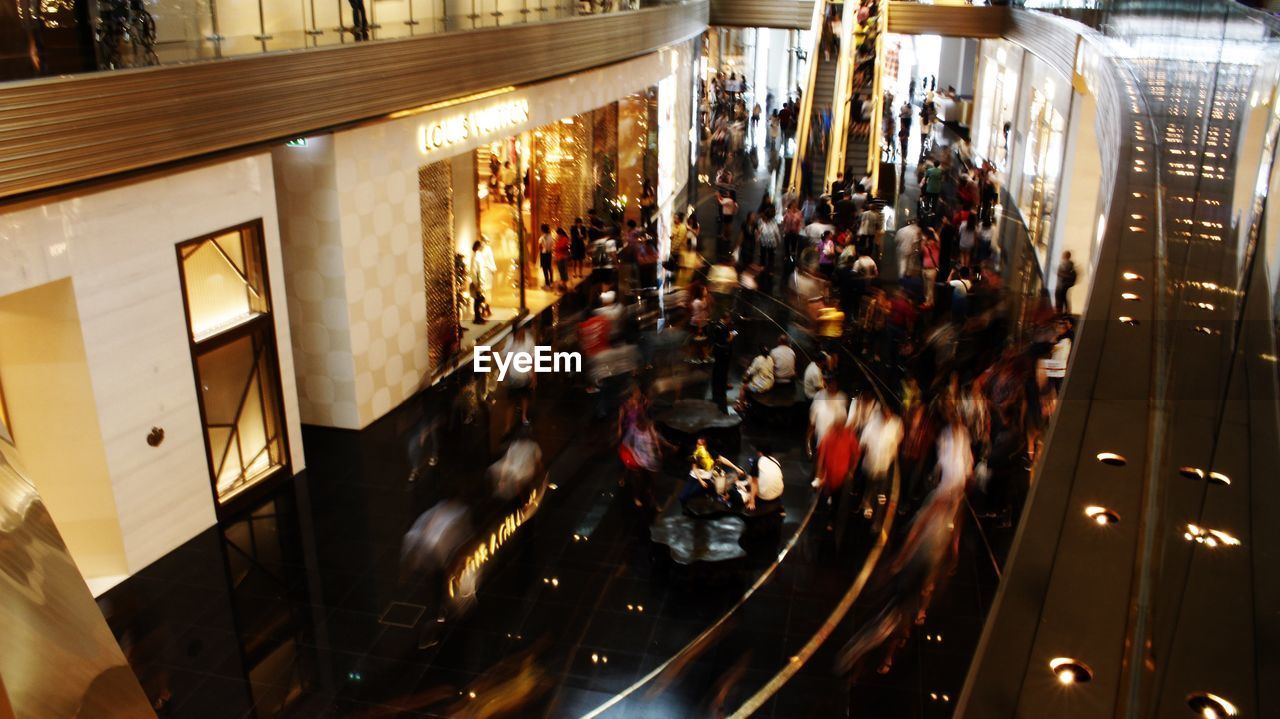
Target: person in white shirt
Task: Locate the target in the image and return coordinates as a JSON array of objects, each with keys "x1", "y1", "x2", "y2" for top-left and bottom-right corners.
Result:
[
  {"x1": 808, "y1": 375, "x2": 849, "y2": 451},
  {"x1": 845, "y1": 392, "x2": 876, "y2": 432},
  {"x1": 756, "y1": 211, "x2": 781, "y2": 268},
  {"x1": 504, "y1": 326, "x2": 537, "y2": 425},
  {"x1": 858, "y1": 400, "x2": 903, "y2": 518},
  {"x1": 895, "y1": 220, "x2": 922, "y2": 277},
  {"x1": 538, "y1": 225, "x2": 556, "y2": 288},
  {"x1": 803, "y1": 352, "x2": 834, "y2": 399},
  {"x1": 770, "y1": 334, "x2": 797, "y2": 384},
  {"x1": 470, "y1": 237, "x2": 496, "y2": 324},
  {"x1": 803, "y1": 218, "x2": 836, "y2": 248},
  {"x1": 852, "y1": 251, "x2": 878, "y2": 278},
  {"x1": 737, "y1": 345, "x2": 775, "y2": 411},
  {"x1": 1039, "y1": 317, "x2": 1074, "y2": 394},
  {"x1": 857, "y1": 206, "x2": 881, "y2": 252},
  {"x1": 499, "y1": 161, "x2": 518, "y2": 203},
  {"x1": 740, "y1": 448, "x2": 784, "y2": 512},
  {"x1": 718, "y1": 192, "x2": 739, "y2": 234},
  {"x1": 934, "y1": 414, "x2": 973, "y2": 500}
]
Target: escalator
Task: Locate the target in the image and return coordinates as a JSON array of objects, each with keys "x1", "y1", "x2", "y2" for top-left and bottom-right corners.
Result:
[
  {"x1": 789, "y1": 0, "x2": 881, "y2": 197},
  {"x1": 805, "y1": 40, "x2": 840, "y2": 191},
  {"x1": 788, "y1": 1, "x2": 842, "y2": 197}
]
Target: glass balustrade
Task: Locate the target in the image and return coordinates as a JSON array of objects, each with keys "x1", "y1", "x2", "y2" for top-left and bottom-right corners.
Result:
[{"x1": 0, "y1": 0, "x2": 679, "y2": 82}]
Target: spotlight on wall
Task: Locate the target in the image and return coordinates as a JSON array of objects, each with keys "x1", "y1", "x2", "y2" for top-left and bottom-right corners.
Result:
[{"x1": 1049, "y1": 658, "x2": 1092, "y2": 685}]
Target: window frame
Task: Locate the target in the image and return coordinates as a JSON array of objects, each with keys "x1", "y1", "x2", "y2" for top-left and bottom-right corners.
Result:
[{"x1": 176, "y1": 220, "x2": 291, "y2": 517}]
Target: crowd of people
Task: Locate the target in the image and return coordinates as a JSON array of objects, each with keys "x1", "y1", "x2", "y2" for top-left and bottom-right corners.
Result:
[
  {"x1": 659, "y1": 66, "x2": 1078, "y2": 674},
  {"x1": 457, "y1": 55, "x2": 1081, "y2": 679}
]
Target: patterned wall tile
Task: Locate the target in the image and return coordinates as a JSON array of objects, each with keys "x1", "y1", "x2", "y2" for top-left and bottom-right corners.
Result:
[{"x1": 272, "y1": 138, "x2": 361, "y2": 429}]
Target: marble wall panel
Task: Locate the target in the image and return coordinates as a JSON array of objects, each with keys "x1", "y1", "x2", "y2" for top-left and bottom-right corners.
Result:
[{"x1": 0, "y1": 155, "x2": 305, "y2": 574}]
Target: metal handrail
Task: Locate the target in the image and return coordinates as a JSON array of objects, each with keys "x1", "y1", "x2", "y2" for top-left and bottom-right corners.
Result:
[{"x1": 787, "y1": 0, "x2": 830, "y2": 196}]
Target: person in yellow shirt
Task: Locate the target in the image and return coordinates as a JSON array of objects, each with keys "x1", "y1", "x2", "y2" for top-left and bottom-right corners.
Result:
[
  {"x1": 682, "y1": 437, "x2": 732, "y2": 506},
  {"x1": 691, "y1": 438, "x2": 715, "y2": 471},
  {"x1": 671, "y1": 213, "x2": 688, "y2": 253}
]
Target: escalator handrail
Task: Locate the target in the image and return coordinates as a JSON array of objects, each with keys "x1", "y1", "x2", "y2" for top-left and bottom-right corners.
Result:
[{"x1": 788, "y1": 0, "x2": 831, "y2": 196}]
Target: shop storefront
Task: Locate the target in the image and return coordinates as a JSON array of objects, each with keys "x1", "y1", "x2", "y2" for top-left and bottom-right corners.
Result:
[
  {"x1": 971, "y1": 39, "x2": 1073, "y2": 271},
  {"x1": 1017, "y1": 82, "x2": 1067, "y2": 266},
  {"x1": 973, "y1": 41, "x2": 1024, "y2": 176},
  {"x1": 273, "y1": 41, "x2": 694, "y2": 431},
  {"x1": 417, "y1": 96, "x2": 660, "y2": 381}
]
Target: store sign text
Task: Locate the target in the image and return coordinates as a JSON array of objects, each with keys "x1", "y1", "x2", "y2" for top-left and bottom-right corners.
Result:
[
  {"x1": 419, "y1": 99, "x2": 530, "y2": 153},
  {"x1": 447, "y1": 484, "x2": 542, "y2": 600}
]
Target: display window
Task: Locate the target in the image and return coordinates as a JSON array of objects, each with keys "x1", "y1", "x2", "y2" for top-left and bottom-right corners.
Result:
[
  {"x1": 177, "y1": 221, "x2": 289, "y2": 508},
  {"x1": 476, "y1": 135, "x2": 528, "y2": 316},
  {"x1": 975, "y1": 46, "x2": 1019, "y2": 175},
  {"x1": 1018, "y1": 87, "x2": 1066, "y2": 266}
]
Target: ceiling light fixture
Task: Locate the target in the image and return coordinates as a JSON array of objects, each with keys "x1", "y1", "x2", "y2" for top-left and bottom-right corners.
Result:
[
  {"x1": 1050, "y1": 658, "x2": 1092, "y2": 685},
  {"x1": 1084, "y1": 506, "x2": 1120, "y2": 525},
  {"x1": 1183, "y1": 524, "x2": 1241, "y2": 548},
  {"x1": 1187, "y1": 692, "x2": 1238, "y2": 717},
  {"x1": 1097, "y1": 452, "x2": 1127, "y2": 467}
]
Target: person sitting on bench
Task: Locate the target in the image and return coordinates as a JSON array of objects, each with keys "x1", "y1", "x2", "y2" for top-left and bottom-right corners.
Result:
[
  {"x1": 734, "y1": 344, "x2": 775, "y2": 413},
  {"x1": 769, "y1": 334, "x2": 797, "y2": 387},
  {"x1": 720, "y1": 447, "x2": 785, "y2": 515},
  {"x1": 680, "y1": 436, "x2": 737, "y2": 507}
]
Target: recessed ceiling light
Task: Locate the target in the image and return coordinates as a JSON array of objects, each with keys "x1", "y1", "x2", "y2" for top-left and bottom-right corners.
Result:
[
  {"x1": 1085, "y1": 506, "x2": 1120, "y2": 525},
  {"x1": 1122, "y1": 292, "x2": 1141, "y2": 301},
  {"x1": 1097, "y1": 452, "x2": 1127, "y2": 467},
  {"x1": 1187, "y1": 691, "x2": 1238, "y2": 717},
  {"x1": 1123, "y1": 271, "x2": 1144, "y2": 281},
  {"x1": 1049, "y1": 657, "x2": 1092, "y2": 685},
  {"x1": 1206, "y1": 471, "x2": 1231, "y2": 486},
  {"x1": 1119, "y1": 316, "x2": 1139, "y2": 325},
  {"x1": 1184, "y1": 524, "x2": 1241, "y2": 548},
  {"x1": 1179, "y1": 466, "x2": 1205, "y2": 480}
]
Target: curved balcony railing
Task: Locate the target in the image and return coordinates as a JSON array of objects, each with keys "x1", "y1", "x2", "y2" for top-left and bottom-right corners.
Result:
[
  {"x1": 960, "y1": 2, "x2": 1280, "y2": 718},
  {"x1": 0, "y1": 0, "x2": 683, "y2": 82},
  {"x1": 0, "y1": 0, "x2": 708, "y2": 201}
]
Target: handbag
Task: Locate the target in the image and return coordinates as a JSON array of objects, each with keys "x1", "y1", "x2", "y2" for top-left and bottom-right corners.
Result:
[{"x1": 618, "y1": 442, "x2": 642, "y2": 471}]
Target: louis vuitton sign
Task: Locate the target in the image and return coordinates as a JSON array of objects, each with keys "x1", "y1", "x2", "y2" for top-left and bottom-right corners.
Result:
[{"x1": 418, "y1": 99, "x2": 531, "y2": 153}]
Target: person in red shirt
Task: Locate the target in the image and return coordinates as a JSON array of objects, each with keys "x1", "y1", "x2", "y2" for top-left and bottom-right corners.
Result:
[
  {"x1": 816, "y1": 417, "x2": 861, "y2": 495},
  {"x1": 554, "y1": 227, "x2": 572, "y2": 291},
  {"x1": 887, "y1": 287, "x2": 918, "y2": 365}
]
